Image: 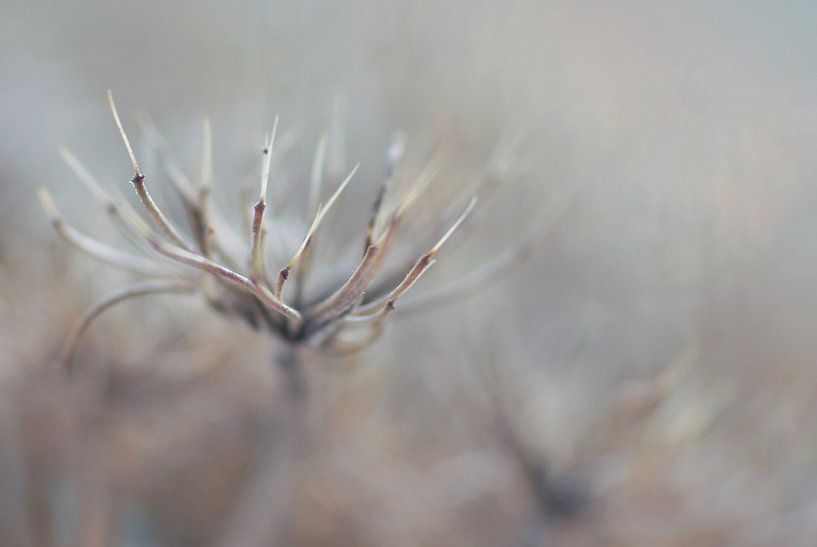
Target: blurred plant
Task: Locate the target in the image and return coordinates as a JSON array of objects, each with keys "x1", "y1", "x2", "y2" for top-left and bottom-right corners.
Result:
[{"x1": 38, "y1": 92, "x2": 556, "y2": 379}]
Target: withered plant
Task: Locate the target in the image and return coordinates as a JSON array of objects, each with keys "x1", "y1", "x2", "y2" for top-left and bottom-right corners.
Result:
[
  {"x1": 33, "y1": 91, "x2": 569, "y2": 546},
  {"x1": 39, "y1": 91, "x2": 559, "y2": 386}
]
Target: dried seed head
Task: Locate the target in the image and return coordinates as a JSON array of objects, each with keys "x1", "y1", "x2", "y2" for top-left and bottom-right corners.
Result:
[{"x1": 40, "y1": 92, "x2": 557, "y2": 370}]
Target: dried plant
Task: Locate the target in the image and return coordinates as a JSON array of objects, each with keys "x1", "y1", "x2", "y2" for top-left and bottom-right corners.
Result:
[{"x1": 38, "y1": 92, "x2": 559, "y2": 378}]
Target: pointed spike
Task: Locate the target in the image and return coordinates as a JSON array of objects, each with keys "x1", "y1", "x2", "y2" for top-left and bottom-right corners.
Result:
[
  {"x1": 107, "y1": 94, "x2": 190, "y2": 249},
  {"x1": 284, "y1": 162, "x2": 359, "y2": 278},
  {"x1": 201, "y1": 117, "x2": 213, "y2": 192},
  {"x1": 107, "y1": 90, "x2": 141, "y2": 176},
  {"x1": 352, "y1": 198, "x2": 474, "y2": 318},
  {"x1": 430, "y1": 196, "x2": 477, "y2": 254},
  {"x1": 396, "y1": 155, "x2": 444, "y2": 218},
  {"x1": 260, "y1": 117, "x2": 279, "y2": 201},
  {"x1": 315, "y1": 162, "x2": 359, "y2": 226},
  {"x1": 308, "y1": 133, "x2": 328, "y2": 217}
]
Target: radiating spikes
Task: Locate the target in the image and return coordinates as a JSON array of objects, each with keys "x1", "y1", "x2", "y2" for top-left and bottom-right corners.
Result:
[
  {"x1": 107, "y1": 90, "x2": 141, "y2": 176},
  {"x1": 398, "y1": 193, "x2": 570, "y2": 316},
  {"x1": 305, "y1": 244, "x2": 380, "y2": 331},
  {"x1": 138, "y1": 115, "x2": 244, "y2": 266},
  {"x1": 353, "y1": 197, "x2": 474, "y2": 317},
  {"x1": 351, "y1": 255, "x2": 435, "y2": 318},
  {"x1": 304, "y1": 215, "x2": 398, "y2": 334},
  {"x1": 60, "y1": 147, "x2": 154, "y2": 243},
  {"x1": 340, "y1": 156, "x2": 445, "y2": 303},
  {"x1": 60, "y1": 280, "x2": 196, "y2": 372},
  {"x1": 46, "y1": 92, "x2": 528, "y2": 356},
  {"x1": 147, "y1": 237, "x2": 301, "y2": 324},
  {"x1": 280, "y1": 161, "x2": 360, "y2": 300},
  {"x1": 37, "y1": 188, "x2": 166, "y2": 277}
]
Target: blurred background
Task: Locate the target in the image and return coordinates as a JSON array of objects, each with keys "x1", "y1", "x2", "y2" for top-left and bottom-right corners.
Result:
[{"x1": 2, "y1": 1, "x2": 817, "y2": 545}]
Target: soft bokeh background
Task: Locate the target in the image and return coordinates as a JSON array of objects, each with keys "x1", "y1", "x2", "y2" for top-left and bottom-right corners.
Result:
[{"x1": 3, "y1": 1, "x2": 817, "y2": 545}]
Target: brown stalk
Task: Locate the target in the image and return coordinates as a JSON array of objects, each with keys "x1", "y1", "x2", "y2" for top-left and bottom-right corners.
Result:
[
  {"x1": 108, "y1": 90, "x2": 190, "y2": 250},
  {"x1": 147, "y1": 237, "x2": 301, "y2": 324},
  {"x1": 362, "y1": 134, "x2": 405, "y2": 252},
  {"x1": 304, "y1": 215, "x2": 398, "y2": 334},
  {"x1": 59, "y1": 147, "x2": 156, "y2": 253},
  {"x1": 137, "y1": 114, "x2": 245, "y2": 266},
  {"x1": 352, "y1": 197, "x2": 476, "y2": 318},
  {"x1": 37, "y1": 188, "x2": 166, "y2": 277},
  {"x1": 251, "y1": 119, "x2": 278, "y2": 283}
]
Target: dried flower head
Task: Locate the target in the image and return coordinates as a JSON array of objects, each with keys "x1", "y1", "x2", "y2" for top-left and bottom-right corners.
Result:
[{"x1": 39, "y1": 92, "x2": 557, "y2": 372}]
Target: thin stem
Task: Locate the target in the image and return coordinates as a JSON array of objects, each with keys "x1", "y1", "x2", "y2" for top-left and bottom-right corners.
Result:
[
  {"x1": 61, "y1": 280, "x2": 196, "y2": 372},
  {"x1": 37, "y1": 188, "x2": 166, "y2": 277},
  {"x1": 251, "y1": 123, "x2": 278, "y2": 283},
  {"x1": 108, "y1": 91, "x2": 190, "y2": 250},
  {"x1": 215, "y1": 347, "x2": 306, "y2": 547}
]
